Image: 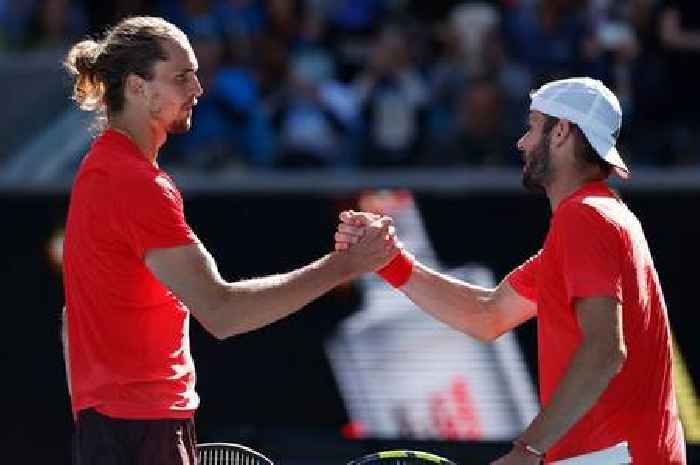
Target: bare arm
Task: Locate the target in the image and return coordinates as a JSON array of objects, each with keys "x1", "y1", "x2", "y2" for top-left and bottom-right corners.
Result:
[
  {"x1": 399, "y1": 261, "x2": 536, "y2": 342},
  {"x1": 660, "y1": 7, "x2": 700, "y2": 51},
  {"x1": 336, "y1": 210, "x2": 536, "y2": 341},
  {"x1": 145, "y1": 219, "x2": 397, "y2": 340},
  {"x1": 516, "y1": 296, "x2": 626, "y2": 453}
]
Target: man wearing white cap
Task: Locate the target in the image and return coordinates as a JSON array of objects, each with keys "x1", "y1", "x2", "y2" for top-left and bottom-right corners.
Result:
[{"x1": 335, "y1": 77, "x2": 686, "y2": 464}]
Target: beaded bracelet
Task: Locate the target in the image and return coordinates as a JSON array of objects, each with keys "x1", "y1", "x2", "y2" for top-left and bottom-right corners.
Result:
[{"x1": 513, "y1": 439, "x2": 545, "y2": 460}]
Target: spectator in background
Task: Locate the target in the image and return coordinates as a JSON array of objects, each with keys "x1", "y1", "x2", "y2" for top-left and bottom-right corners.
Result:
[
  {"x1": 159, "y1": 0, "x2": 221, "y2": 37},
  {"x1": 502, "y1": 0, "x2": 601, "y2": 87},
  {"x1": 426, "y1": 78, "x2": 516, "y2": 167},
  {"x1": 265, "y1": 0, "x2": 302, "y2": 43},
  {"x1": 322, "y1": 0, "x2": 389, "y2": 81},
  {"x1": 660, "y1": 0, "x2": 700, "y2": 164},
  {"x1": 269, "y1": 7, "x2": 359, "y2": 168},
  {"x1": 293, "y1": 1, "x2": 333, "y2": 56},
  {"x1": 428, "y1": 3, "x2": 505, "y2": 148},
  {"x1": 447, "y1": 3, "x2": 503, "y2": 79},
  {"x1": 235, "y1": 1, "x2": 300, "y2": 99},
  {"x1": 217, "y1": 0, "x2": 266, "y2": 38},
  {"x1": 354, "y1": 25, "x2": 428, "y2": 167},
  {"x1": 24, "y1": 0, "x2": 88, "y2": 49},
  {"x1": 586, "y1": 0, "x2": 639, "y2": 109},
  {"x1": 253, "y1": 34, "x2": 289, "y2": 98}
]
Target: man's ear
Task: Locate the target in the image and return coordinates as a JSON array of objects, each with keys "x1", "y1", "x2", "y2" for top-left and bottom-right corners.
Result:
[
  {"x1": 553, "y1": 119, "x2": 572, "y2": 147},
  {"x1": 124, "y1": 74, "x2": 146, "y2": 101}
]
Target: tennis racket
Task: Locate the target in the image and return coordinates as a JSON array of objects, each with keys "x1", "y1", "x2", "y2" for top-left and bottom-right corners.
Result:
[
  {"x1": 196, "y1": 442, "x2": 274, "y2": 465},
  {"x1": 348, "y1": 450, "x2": 458, "y2": 465}
]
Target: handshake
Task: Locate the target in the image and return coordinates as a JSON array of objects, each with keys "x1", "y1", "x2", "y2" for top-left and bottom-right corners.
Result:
[{"x1": 334, "y1": 210, "x2": 414, "y2": 288}]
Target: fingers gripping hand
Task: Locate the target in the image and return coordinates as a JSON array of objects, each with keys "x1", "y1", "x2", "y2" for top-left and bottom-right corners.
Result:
[
  {"x1": 346, "y1": 217, "x2": 399, "y2": 274},
  {"x1": 334, "y1": 222, "x2": 397, "y2": 251},
  {"x1": 335, "y1": 223, "x2": 366, "y2": 251},
  {"x1": 365, "y1": 217, "x2": 398, "y2": 253},
  {"x1": 335, "y1": 210, "x2": 394, "y2": 251}
]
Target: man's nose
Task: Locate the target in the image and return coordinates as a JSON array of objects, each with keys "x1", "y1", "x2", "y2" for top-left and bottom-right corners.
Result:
[{"x1": 192, "y1": 74, "x2": 203, "y2": 98}]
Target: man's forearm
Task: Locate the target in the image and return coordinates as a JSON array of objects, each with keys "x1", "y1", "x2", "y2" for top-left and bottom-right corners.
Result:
[
  {"x1": 400, "y1": 261, "x2": 498, "y2": 341},
  {"x1": 518, "y1": 341, "x2": 625, "y2": 452},
  {"x1": 210, "y1": 253, "x2": 354, "y2": 339}
]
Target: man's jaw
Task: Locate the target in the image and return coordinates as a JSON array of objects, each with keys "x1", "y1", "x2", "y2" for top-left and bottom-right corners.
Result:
[{"x1": 182, "y1": 98, "x2": 198, "y2": 112}]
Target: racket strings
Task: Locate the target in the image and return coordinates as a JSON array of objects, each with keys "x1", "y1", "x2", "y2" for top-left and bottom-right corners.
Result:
[{"x1": 198, "y1": 445, "x2": 273, "y2": 465}]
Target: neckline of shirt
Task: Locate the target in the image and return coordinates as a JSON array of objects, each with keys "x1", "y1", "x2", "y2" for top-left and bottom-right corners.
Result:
[
  {"x1": 99, "y1": 128, "x2": 159, "y2": 171},
  {"x1": 554, "y1": 180, "x2": 611, "y2": 215}
]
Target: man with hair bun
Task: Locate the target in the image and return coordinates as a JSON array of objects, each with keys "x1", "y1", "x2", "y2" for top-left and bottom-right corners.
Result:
[{"x1": 62, "y1": 16, "x2": 399, "y2": 465}]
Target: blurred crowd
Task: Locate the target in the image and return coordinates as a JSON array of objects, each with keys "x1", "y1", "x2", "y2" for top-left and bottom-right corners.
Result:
[{"x1": 1, "y1": 0, "x2": 699, "y2": 171}]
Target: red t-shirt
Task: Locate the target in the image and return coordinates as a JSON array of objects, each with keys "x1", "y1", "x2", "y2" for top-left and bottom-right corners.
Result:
[
  {"x1": 63, "y1": 129, "x2": 200, "y2": 419},
  {"x1": 508, "y1": 181, "x2": 686, "y2": 464}
]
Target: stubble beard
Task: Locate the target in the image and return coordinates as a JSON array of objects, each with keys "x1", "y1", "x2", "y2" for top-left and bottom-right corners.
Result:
[
  {"x1": 149, "y1": 100, "x2": 192, "y2": 135},
  {"x1": 522, "y1": 132, "x2": 553, "y2": 194},
  {"x1": 168, "y1": 115, "x2": 191, "y2": 134}
]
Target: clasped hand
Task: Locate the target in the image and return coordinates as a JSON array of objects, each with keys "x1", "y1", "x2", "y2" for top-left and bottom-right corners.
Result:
[{"x1": 334, "y1": 210, "x2": 400, "y2": 273}]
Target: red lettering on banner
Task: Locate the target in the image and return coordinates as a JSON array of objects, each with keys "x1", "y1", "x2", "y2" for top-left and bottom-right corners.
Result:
[{"x1": 429, "y1": 376, "x2": 482, "y2": 439}]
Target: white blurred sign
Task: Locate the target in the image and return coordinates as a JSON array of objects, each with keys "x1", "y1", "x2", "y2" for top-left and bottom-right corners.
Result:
[{"x1": 326, "y1": 194, "x2": 538, "y2": 439}]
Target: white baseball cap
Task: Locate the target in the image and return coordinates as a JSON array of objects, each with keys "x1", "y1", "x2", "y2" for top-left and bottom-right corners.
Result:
[{"x1": 529, "y1": 77, "x2": 630, "y2": 178}]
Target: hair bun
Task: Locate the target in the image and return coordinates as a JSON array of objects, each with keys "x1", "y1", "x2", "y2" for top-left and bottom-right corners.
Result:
[
  {"x1": 65, "y1": 39, "x2": 102, "y2": 77},
  {"x1": 64, "y1": 39, "x2": 106, "y2": 112}
]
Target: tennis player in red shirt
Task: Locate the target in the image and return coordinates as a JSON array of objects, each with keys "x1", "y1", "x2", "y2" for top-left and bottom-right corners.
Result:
[
  {"x1": 61, "y1": 16, "x2": 398, "y2": 465},
  {"x1": 336, "y1": 78, "x2": 686, "y2": 464}
]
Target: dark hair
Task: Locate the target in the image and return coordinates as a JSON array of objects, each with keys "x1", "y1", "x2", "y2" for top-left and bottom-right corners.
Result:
[
  {"x1": 64, "y1": 16, "x2": 186, "y2": 129},
  {"x1": 542, "y1": 115, "x2": 613, "y2": 177}
]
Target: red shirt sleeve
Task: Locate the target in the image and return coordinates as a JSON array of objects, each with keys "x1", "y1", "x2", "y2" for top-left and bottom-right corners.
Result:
[
  {"x1": 120, "y1": 172, "x2": 198, "y2": 257},
  {"x1": 554, "y1": 203, "x2": 623, "y2": 305},
  {"x1": 507, "y1": 250, "x2": 542, "y2": 303}
]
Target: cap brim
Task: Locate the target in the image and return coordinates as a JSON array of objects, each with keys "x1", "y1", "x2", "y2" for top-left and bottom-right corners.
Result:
[{"x1": 602, "y1": 145, "x2": 630, "y2": 179}]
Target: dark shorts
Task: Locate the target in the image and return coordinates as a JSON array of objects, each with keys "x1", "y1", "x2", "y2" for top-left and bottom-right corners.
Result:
[{"x1": 73, "y1": 408, "x2": 197, "y2": 465}]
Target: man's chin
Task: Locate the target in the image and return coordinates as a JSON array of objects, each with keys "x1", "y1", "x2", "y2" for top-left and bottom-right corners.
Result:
[
  {"x1": 521, "y1": 171, "x2": 546, "y2": 194},
  {"x1": 168, "y1": 118, "x2": 191, "y2": 135}
]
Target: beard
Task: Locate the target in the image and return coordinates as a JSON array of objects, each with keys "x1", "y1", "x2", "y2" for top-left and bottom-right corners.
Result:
[
  {"x1": 167, "y1": 114, "x2": 191, "y2": 134},
  {"x1": 522, "y1": 132, "x2": 553, "y2": 193},
  {"x1": 149, "y1": 99, "x2": 193, "y2": 135}
]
